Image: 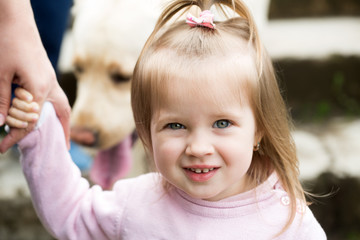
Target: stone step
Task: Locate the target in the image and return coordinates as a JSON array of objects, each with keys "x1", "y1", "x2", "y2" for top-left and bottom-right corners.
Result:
[{"x1": 295, "y1": 118, "x2": 360, "y2": 179}]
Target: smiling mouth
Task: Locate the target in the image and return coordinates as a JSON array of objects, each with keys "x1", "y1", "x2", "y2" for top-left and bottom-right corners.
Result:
[{"x1": 183, "y1": 167, "x2": 219, "y2": 182}]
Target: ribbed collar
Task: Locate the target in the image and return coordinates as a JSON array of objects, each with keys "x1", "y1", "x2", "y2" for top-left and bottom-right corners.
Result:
[{"x1": 172, "y1": 172, "x2": 280, "y2": 218}]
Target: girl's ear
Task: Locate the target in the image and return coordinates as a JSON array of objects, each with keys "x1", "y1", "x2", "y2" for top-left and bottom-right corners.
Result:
[
  {"x1": 254, "y1": 128, "x2": 264, "y2": 146},
  {"x1": 253, "y1": 129, "x2": 263, "y2": 152}
]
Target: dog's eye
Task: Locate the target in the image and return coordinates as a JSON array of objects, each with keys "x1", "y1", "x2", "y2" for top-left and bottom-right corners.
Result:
[{"x1": 110, "y1": 73, "x2": 130, "y2": 84}]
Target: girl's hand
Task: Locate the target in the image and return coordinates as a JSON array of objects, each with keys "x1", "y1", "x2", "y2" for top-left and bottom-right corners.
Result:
[{"x1": 6, "y1": 88, "x2": 40, "y2": 129}]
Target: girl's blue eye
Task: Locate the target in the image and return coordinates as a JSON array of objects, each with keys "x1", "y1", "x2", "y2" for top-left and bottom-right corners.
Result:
[
  {"x1": 214, "y1": 120, "x2": 231, "y2": 129},
  {"x1": 167, "y1": 123, "x2": 184, "y2": 130}
]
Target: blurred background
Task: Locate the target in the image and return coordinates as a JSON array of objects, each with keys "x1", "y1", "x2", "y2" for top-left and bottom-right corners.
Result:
[{"x1": 0, "y1": 0, "x2": 359, "y2": 239}]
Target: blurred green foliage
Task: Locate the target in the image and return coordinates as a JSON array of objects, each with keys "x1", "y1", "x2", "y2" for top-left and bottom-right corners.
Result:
[
  {"x1": 332, "y1": 71, "x2": 360, "y2": 116},
  {"x1": 275, "y1": 56, "x2": 360, "y2": 123}
]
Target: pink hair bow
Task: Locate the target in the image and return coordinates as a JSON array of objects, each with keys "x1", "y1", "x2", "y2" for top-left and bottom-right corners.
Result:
[{"x1": 186, "y1": 10, "x2": 216, "y2": 29}]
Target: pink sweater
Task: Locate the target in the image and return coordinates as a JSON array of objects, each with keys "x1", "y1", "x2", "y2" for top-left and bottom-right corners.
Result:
[{"x1": 18, "y1": 103, "x2": 326, "y2": 239}]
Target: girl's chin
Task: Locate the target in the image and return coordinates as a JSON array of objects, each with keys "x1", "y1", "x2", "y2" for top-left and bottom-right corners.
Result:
[{"x1": 182, "y1": 188, "x2": 223, "y2": 201}]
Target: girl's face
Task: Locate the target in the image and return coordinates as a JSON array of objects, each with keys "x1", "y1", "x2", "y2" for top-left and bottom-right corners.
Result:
[{"x1": 150, "y1": 79, "x2": 258, "y2": 201}]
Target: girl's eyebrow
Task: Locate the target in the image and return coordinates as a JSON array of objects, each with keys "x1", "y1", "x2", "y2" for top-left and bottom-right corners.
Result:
[
  {"x1": 212, "y1": 111, "x2": 242, "y2": 119},
  {"x1": 211, "y1": 107, "x2": 246, "y2": 119},
  {"x1": 154, "y1": 112, "x2": 182, "y2": 124}
]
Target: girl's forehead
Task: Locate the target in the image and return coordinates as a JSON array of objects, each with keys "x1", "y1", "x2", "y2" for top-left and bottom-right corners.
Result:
[
  {"x1": 154, "y1": 53, "x2": 256, "y2": 108},
  {"x1": 155, "y1": 73, "x2": 249, "y2": 114}
]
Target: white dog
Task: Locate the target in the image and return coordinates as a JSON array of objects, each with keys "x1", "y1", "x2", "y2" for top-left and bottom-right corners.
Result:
[{"x1": 69, "y1": 0, "x2": 165, "y2": 189}]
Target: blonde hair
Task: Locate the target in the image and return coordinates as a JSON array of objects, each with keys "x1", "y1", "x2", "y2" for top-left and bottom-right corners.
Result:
[{"x1": 132, "y1": 0, "x2": 306, "y2": 234}]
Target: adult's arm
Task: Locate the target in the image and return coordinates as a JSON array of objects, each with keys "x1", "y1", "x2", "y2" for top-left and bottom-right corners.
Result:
[{"x1": 0, "y1": 0, "x2": 70, "y2": 153}]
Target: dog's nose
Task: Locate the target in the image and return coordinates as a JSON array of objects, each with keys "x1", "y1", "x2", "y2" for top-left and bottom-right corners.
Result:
[{"x1": 71, "y1": 126, "x2": 98, "y2": 147}]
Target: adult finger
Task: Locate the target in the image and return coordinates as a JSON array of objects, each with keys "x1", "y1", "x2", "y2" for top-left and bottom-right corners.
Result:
[{"x1": 0, "y1": 75, "x2": 12, "y2": 126}]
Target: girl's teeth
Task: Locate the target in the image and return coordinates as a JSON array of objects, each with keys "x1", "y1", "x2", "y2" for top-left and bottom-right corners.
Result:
[{"x1": 188, "y1": 168, "x2": 215, "y2": 173}]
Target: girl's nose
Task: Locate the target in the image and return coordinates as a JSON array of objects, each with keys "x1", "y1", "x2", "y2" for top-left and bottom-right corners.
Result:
[{"x1": 185, "y1": 132, "x2": 214, "y2": 158}]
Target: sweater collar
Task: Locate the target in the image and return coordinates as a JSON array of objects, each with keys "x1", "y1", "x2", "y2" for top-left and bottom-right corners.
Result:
[{"x1": 172, "y1": 172, "x2": 280, "y2": 218}]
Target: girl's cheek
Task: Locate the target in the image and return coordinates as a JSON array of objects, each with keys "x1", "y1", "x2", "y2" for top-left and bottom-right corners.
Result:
[{"x1": 159, "y1": 138, "x2": 183, "y2": 153}]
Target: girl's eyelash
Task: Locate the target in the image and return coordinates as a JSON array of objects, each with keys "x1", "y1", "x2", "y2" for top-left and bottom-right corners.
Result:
[{"x1": 163, "y1": 120, "x2": 233, "y2": 130}]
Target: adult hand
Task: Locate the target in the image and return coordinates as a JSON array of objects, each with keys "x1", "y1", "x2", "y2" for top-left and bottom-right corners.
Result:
[{"x1": 0, "y1": 0, "x2": 71, "y2": 153}]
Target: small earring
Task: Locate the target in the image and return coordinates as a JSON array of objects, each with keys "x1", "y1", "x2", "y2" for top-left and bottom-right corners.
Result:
[{"x1": 253, "y1": 142, "x2": 260, "y2": 151}]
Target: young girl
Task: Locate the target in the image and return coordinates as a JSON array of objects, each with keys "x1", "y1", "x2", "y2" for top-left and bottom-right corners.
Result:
[{"x1": 8, "y1": 0, "x2": 325, "y2": 239}]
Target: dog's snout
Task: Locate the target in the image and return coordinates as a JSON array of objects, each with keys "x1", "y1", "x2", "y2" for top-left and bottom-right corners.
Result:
[{"x1": 71, "y1": 126, "x2": 99, "y2": 147}]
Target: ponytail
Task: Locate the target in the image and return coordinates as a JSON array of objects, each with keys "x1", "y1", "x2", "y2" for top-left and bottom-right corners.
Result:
[{"x1": 142, "y1": 0, "x2": 262, "y2": 73}]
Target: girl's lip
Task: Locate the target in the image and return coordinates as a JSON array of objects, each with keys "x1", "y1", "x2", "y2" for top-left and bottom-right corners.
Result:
[
  {"x1": 183, "y1": 166, "x2": 220, "y2": 182},
  {"x1": 183, "y1": 165, "x2": 219, "y2": 169}
]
